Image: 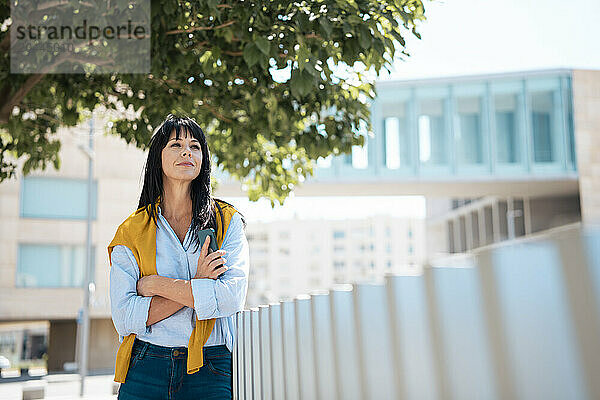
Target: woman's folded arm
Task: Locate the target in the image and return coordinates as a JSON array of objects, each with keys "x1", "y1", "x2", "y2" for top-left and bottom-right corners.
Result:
[
  {"x1": 109, "y1": 245, "x2": 152, "y2": 336},
  {"x1": 191, "y1": 212, "x2": 249, "y2": 320},
  {"x1": 110, "y1": 245, "x2": 186, "y2": 335},
  {"x1": 134, "y1": 212, "x2": 250, "y2": 320}
]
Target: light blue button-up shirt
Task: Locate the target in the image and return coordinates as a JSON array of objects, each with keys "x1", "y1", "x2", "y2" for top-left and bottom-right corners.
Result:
[{"x1": 109, "y1": 205, "x2": 249, "y2": 351}]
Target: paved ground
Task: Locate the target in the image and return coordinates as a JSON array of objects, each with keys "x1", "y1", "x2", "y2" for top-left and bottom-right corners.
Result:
[{"x1": 0, "y1": 374, "x2": 117, "y2": 400}]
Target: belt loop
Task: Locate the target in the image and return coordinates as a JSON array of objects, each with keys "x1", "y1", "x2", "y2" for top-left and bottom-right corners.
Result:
[{"x1": 138, "y1": 341, "x2": 149, "y2": 360}]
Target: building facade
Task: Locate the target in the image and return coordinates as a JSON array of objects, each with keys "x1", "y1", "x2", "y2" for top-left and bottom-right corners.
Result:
[{"x1": 244, "y1": 215, "x2": 425, "y2": 307}]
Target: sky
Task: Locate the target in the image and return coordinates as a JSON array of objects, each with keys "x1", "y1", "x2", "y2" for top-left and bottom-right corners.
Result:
[
  {"x1": 382, "y1": 0, "x2": 600, "y2": 80},
  {"x1": 232, "y1": 0, "x2": 600, "y2": 221}
]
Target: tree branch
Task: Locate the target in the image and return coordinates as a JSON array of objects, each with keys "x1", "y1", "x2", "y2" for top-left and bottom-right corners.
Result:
[
  {"x1": 0, "y1": 32, "x2": 10, "y2": 53},
  {"x1": 166, "y1": 20, "x2": 236, "y2": 35},
  {"x1": 305, "y1": 33, "x2": 323, "y2": 40},
  {"x1": 201, "y1": 100, "x2": 233, "y2": 123},
  {"x1": 0, "y1": 74, "x2": 46, "y2": 125}
]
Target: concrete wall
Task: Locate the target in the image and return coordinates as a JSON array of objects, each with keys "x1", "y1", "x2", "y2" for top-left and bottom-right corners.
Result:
[{"x1": 572, "y1": 69, "x2": 600, "y2": 226}]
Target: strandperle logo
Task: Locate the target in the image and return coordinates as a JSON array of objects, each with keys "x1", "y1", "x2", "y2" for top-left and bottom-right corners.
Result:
[
  {"x1": 14, "y1": 19, "x2": 147, "y2": 41},
  {"x1": 10, "y1": 0, "x2": 150, "y2": 74}
]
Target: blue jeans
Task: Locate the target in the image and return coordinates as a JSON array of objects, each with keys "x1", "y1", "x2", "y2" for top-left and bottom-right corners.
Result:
[{"x1": 118, "y1": 339, "x2": 232, "y2": 400}]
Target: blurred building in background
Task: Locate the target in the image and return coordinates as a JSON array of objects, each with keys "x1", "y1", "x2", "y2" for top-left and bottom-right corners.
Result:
[
  {"x1": 376, "y1": 69, "x2": 598, "y2": 259},
  {"x1": 245, "y1": 215, "x2": 425, "y2": 307},
  {"x1": 0, "y1": 68, "x2": 597, "y2": 373},
  {"x1": 221, "y1": 68, "x2": 598, "y2": 258},
  {"x1": 0, "y1": 125, "x2": 147, "y2": 373}
]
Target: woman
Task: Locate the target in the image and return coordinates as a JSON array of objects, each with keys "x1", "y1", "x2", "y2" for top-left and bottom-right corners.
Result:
[{"x1": 108, "y1": 114, "x2": 249, "y2": 400}]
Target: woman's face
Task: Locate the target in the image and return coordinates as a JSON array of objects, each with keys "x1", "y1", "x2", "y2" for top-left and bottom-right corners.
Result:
[{"x1": 161, "y1": 128, "x2": 202, "y2": 183}]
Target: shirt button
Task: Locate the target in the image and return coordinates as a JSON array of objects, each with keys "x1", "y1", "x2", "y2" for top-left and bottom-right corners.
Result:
[{"x1": 173, "y1": 350, "x2": 179, "y2": 357}]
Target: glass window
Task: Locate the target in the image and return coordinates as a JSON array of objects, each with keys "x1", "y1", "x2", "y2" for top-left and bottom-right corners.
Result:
[
  {"x1": 530, "y1": 91, "x2": 556, "y2": 163},
  {"x1": 384, "y1": 118, "x2": 401, "y2": 169},
  {"x1": 333, "y1": 230, "x2": 345, "y2": 239},
  {"x1": 351, "y1": 144, "x2": 368, "y2": 169},
  {"x1": 316, "y1": 154, "x2": 332, "y2": 168},
  {"x1": 17, "y1": 244, "x2": 95, "y2": 288},
  {"x1": 21, "y1": 177, "x2": 97, "y2": 220},
  {"x1": 383, "y1": 105, "x2": 410, "y2": 169},
  {"x1": 418, "y1": 98, "x2": 447, "y2": 165},
  {"x1": 343, "y1": 153, "x2": 352, "y2": 165},
  {"x1": 456, "y1": 96, "x2": 484, "y2": 165},
  {"x1": 333, "y1": 261, "x2": 345, "y2": 270},
  {"x1": 564, "y1": 79, "x2": 576, "y2": 169},
  {"x1": 495, "y1": 93, "x2": 520, "y2": 164},
  {"x1": 351, "y1": 121, "x2": 369, "y2": 169}
]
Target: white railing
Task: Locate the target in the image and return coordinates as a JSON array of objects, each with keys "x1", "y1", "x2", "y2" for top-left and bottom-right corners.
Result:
[{"x1": 233, "y1": 226, "x2": 600, "y2": 400}]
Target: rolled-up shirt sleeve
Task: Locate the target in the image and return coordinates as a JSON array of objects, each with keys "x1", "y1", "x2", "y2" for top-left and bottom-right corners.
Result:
[
  {"x1": 191, "y1": 212, "x2": 249, "y2": 320},
  {"x1": 109, "y1": 245, "x2": 152, "y2": 337}
]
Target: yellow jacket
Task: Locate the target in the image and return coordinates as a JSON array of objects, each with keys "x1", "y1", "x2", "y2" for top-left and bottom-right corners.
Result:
[{"x1": 108, "y1": 199, "x2": 236, "y2": 383}]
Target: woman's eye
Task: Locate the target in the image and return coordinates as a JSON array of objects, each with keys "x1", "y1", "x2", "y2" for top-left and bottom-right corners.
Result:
[
  {"x1": 171, "y1": 143, "x2": 181, "y2": 147},
  {"x1": 192, "y1": 145, "x2": 200, "y2": 150}
]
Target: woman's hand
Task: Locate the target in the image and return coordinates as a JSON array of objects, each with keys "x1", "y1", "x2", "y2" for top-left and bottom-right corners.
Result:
[
  {"x1": 195, "y1": 235, "x2": 228, "y2": 279},
  {"x1": 137, "y1": 275, "x2": 157, "y2": 297}
]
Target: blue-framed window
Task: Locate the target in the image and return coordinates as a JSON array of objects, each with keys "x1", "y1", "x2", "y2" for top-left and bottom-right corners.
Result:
[
  {"x1": 418, "y1": 97, "x2": 448, "y2": 166},
  {"x1": 16, "y1": 244, "x2": 96, "y2": 288},
  {"x1": 20, "y1": 177, "x2": 97, "y2": 220},
  {"x1": 333, "y1": 230, "x2": 345, "y2": 239},
  {"x1": 455, "y1": 95, "x2": 485, "y2": 165},
  {"x1": 494, "y1": 93, "x2": 521, "y2": 164},
  {"x1": 384, "y1": 115, "x2": 412, "y2": 169},
  {"x1": 530, "y1": 91, "x2": 556, "y2": 163}
]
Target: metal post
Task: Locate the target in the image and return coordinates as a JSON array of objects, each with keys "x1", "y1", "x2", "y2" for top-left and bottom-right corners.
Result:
[
  {"x1": 453, "y1": 217, "x2": 462, "y2": 253},
  {"x1": 492, "y1": 198, "x2": 500, "y2": 243},
  {"x1": 478, "y1": 207, "x2": 486, "y2": 246},
  {"x1": 79, "y1": 115, "x2": 94, "y2": 397},
  {"x1": 507, "y1": 197, "x2": 515, "y2": 240},
  {"x1": 465, "y1": 212, "x2": 473, "y2": 251},
  {"x1": 523, "y1": 196, "x2": 532, "y2": 235}
]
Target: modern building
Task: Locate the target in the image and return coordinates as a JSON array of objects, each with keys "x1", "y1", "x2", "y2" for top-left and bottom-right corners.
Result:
[
  {"x1": 217, "y1": 68, "x2": 597, "y2": 259},
  {"x1": 369, "y1": 68, "x2": 590, "y2": 258},
  {"x1": 244, "y1": 215, "x2": 424, "y2": 307},
  {"x1": 0, "y1": 123, "x2": 148, "y2": 372}
]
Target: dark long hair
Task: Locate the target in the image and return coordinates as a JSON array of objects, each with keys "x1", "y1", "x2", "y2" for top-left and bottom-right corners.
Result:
[{"x1": 137, "y1": 114, "x2": 245, "y2": 253}]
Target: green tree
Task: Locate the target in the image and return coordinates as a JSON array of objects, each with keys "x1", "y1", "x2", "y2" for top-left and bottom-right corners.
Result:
[{"x1": 0, "y1": 0, "x2": 425, "y2": 205}]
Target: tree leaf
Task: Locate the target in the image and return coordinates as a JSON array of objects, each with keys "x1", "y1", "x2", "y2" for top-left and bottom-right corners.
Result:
[
  {"x1": 243, "y1": 43, "x2": 261, "y2": 67},
  {"x1": 255, "y1": 37, "x2": 271, "y2": 55}
]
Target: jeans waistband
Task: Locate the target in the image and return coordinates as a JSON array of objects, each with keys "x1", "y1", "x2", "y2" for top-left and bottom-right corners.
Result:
[{"x1": 132, "y1": 338, "x2": 230, "y2": 360}]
